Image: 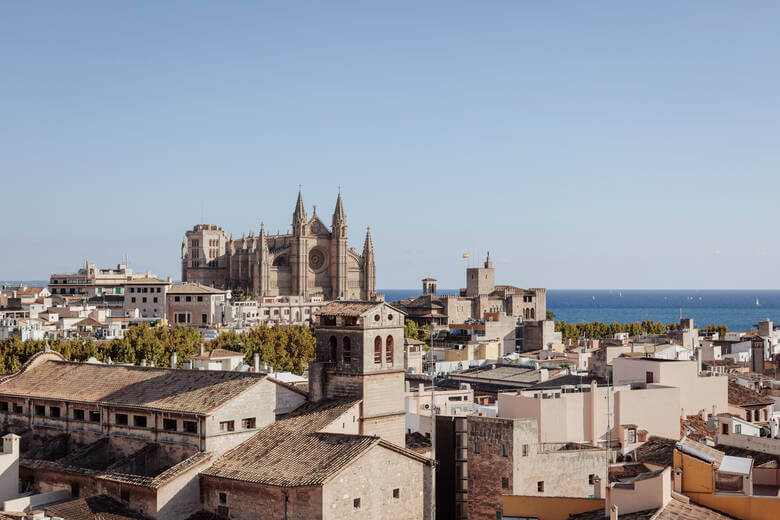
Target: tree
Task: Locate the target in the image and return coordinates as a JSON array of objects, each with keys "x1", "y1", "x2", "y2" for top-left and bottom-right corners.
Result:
[
  {"x1": 404, "y1": 319, "x2": 429, "y2": 342},
  {"x1": 546, "y1": 310, "x2": 555, "y2": 320}
]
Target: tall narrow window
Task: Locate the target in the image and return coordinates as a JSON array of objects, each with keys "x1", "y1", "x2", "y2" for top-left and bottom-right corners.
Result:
[
  {"x1": 343, "y1": 337, "x2": 352, "y2": 364},
  {"x1": 374, "y1": 336, "x2": 382, "y2": 364},
  {"x1": 385, "y1": 335, "x2": 394, "y2": 364},
  {"x1": 328, "y1": 336, "x2": 338, "y2": 362}
]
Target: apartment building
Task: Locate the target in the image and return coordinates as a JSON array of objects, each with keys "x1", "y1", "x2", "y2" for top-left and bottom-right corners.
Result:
[{"x1": 167, "y1": 283, "x2": 227, "y2": 327}]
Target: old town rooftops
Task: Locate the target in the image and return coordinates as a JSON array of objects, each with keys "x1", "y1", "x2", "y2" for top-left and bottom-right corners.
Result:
[
  {"x1": 728, "y1": 381, "x2": 774, "y2": 407},
  {"x1": 202, "y1": 398, "x2": 428, "y2": 487},
  {"x1": 168, "y1": 283, "x2": 226, "y2": 295},
  {"x1": 0, "y1": 351, "x2": 265, "y2": 414},
  {"x1": 191, "y1": 348, "x2": 244, "y2": 360},
  {"x1": 315, "y1": 300, "x2": 403, "y2": 317}
]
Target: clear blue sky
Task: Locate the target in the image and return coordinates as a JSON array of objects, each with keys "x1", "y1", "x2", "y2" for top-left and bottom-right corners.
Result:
[{"x1": 2, "y1": 2, "x2": 778, "y2": 289}]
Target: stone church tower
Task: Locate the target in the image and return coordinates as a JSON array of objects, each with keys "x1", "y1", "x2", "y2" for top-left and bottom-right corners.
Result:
[
  {"x1": 181, "y1": 190, "x2": 377, "y2": 300},
  {"x1": 309, "y1": 301, "x2": 406, "y2": 446}
]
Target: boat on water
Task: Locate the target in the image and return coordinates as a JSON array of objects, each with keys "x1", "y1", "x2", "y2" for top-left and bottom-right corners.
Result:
[{"x1": 756, "y1": 298, "x2": 760, "y2": 306}]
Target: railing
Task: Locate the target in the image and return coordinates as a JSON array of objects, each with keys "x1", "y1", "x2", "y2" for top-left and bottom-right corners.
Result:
[{"x1": 537, "y1": 442, "x2": 601, "y2": 453}]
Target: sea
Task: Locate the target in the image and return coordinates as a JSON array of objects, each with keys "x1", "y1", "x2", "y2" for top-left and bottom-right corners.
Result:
[
  {"x1": 4, "y1": 281, "x2": 778, "y2": 332},
  {"x1": 381, "y1": 289, "x2": 780, "y2": 332}
]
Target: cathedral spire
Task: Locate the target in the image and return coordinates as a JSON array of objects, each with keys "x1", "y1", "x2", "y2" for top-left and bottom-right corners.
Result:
[
  {"x1": 293, "y1": 187, "x2": 307, "y2": 235},
  {"x1": 332, "y1": 191, "x2": 347, "y2": 236},
  {"x1": 362, "y1": 226, "x2": 374, "y2": 258}
]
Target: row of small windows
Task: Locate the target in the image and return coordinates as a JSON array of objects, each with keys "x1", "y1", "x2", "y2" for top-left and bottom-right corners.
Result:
[
  {"x1": 173, "y1": 295, "x2": 204, "y2": 302},
  {"x1": 128, "y1": 287, "x2": 162, "y2": 293},
  {"x1": 2, "y1": 403, "x2": 199, "y2": 433},
  {"x1": 130, "y1": 297, "x2": 158, "y2": 304}
]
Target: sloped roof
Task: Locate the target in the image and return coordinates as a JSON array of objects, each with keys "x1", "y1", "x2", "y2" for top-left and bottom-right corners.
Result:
[
  {"x1": 124, "y1": 277, "x2": 169, "y2": 285},
  {"x1": 202, "y1": 399, "x2": 370, "y2": 486},
  {"x1": 677, "y1": 437, "x2": 725, "y2": 468},
  {"x1": 192, "y1": 348, "x2": 244, "y2": 360},
  {"x1": 202, "y1": 398, "x2": 428, "y2": 487},
  {"x1": 634, "y1": 436, "x2": 677, "y2": 467},
  {"x1": 315, "y1": 301, "x2": 381, "y2": 317},
  {"x1": 0, "y1": 358, "x2": 266, "y2": 414},
  {"x1": 169, "y1": 283, "x2": 226, "y2": 295},
  {"x1": 728, "y1": 381, "x2": 774, "y2": 407},
  {"x1": 44, "y1": 494, "x2": 147, "y2": 520},
  {"x1": 569, "y1": 497, "x2": 737, "y2": 519}
]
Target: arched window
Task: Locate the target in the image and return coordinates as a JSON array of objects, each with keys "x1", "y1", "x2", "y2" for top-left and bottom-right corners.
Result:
[
  {"x1": 374, "y1": 336, "x2": 382, "y2": 364},
  {"x1": 386, "y1": 335, "x2": 394, "y2": 364},
  {"x1": 328, "y1": 336, "x2": 337, "y2": 362},
  {"x1": 343, "y1": 337, "x2": 352, "y2": 364},
  {"x1": 530, "y1": 308, "x2": 535, "y2": 320}
]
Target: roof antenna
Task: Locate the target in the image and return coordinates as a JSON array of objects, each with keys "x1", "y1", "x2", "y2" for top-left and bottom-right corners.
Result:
[{"x1": 44, "y1": 339, "x2": 51, "y2": 352}]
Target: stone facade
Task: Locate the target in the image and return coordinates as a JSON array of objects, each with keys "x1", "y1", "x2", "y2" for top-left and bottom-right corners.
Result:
[
  {"x1": 308, "y1": 302, "x2": 407, "y2": 446},
  {"x1": 466, "y1": 416, "x2": 605, "y2": 520},
  {"x1": 181, "y1": 191, "x2": 377, "y2": 301}
]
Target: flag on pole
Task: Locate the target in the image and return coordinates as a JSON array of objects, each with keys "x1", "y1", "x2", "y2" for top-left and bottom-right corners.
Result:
[{"x1": 462, "y1": 253, "x2": 470, "y2": 259}]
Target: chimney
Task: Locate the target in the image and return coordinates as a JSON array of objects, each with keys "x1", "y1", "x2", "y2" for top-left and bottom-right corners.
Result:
[
  {"x1": 183, "y1": 360, "x2": 192, "y2": 370},
  {"x1": 171, "y1": 352, "x2": 178, "y2": 369},
  {"x1": 609, "y1": 505, "x2": 618, "y2": 520},
  {"x1": 253, "y1": 353, "x2": 260, "y2": 373},
  {"x1": 3, "y1": 433, "x2": 20, "y2": 457},
  {"x1": 593, "y1": 476, "x2": 602, "y2": 498},
  {"x1": 141, "y1": 359, "x2": 147, "y2": 367},
  {"x1": 405, "y1": 381, "x2": 411, "y2": 392},
  {"x1": 149, "y1": 360, "x2": 155, "y2": 367},
  {"x1": 199, "y1": 343, "x2": 205, "y2": 356}
]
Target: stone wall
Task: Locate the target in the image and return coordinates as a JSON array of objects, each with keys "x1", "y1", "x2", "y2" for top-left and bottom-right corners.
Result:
[
  {"x1": 201, "y1": 475, "x2": 323, "y2": 520},
  {"x1": 322, "y1": 443, "x2": 424, "y2": 520}
]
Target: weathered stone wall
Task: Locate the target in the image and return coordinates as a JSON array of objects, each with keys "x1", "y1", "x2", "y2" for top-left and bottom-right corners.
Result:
[
  {"x1": 201, "y1": 475, "x2": 323, "y2": 520},
  {"x1": 322, "y1": 443, "x2": 424, "y2": 520},
  {"x1": 466, "y1": 416, "x2": 517, "y2": 520}
]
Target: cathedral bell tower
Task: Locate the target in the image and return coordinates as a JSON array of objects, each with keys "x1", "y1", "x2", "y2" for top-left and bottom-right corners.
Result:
[
  {"x1": 331, "y1": 192, "x2": 348, "y2": 300},
  {"x1": 309, "y1": 301, "x2": 406, "y2": 446},
  {"x1": 291, "y1": 188, "x2": 308, "y2": 297}
]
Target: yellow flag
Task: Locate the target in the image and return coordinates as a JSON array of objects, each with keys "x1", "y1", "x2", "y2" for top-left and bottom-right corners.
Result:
[{"x1": 462, "y1": 253, "x2": 470, "y2": 259}]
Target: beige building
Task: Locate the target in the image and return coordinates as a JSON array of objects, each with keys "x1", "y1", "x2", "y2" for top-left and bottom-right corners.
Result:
[
  {"x1": 198, "y1": 300, "x2": 431, "y2": 520},
  {"x1": 0, "y1": 350, "x2": 307, "y2": 518},
  {"x1": 167, "y1": 283, "x2": 227, "y2": 327},
  {"x1": 612, "y1": 357, "x2": 728, "y2": 418},
  {"x1": 191, "y1": 348, "x2": 246, "y2": 371},
  {"x1": 181, "y1": 191, "x2": 377, "y2": 301},
  {"x1": 123, "y1": 276, "x2": 171, "y2": 319},
  {"x1": 466, "y1": 415, "x2": 605, "y2": 520},
  {"x1": 49, "y1": 261, "x2": 138, "y2": 297}
]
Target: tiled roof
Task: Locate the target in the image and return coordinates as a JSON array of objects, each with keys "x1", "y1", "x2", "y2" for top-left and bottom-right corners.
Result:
[
  {"x1": 677, "y1": 437, "x2": 725, "y2": 468},
  {"x1": 569, "y1": 496, "x2": 737, "y2": 519},
  {"x1": 202, "y1": 399, "x2": 377, "y2": 486},
  {"x1": 728, "y1": 381, "x2": 774, "y2": 407},
  {"x1": 657, "y1": 497, "x2": 737, "y2": 519},
  {"x1": 191, "y1": 348, "x2": 244, "y2": 360},
  {"x1": 634, "y1": 436, "x2": 677, "y2": 467},
  {"x1": 44, "y1": 495, "x2": 147, "y2": 519},
  {"x1": 0, "y1": 358, "x2": 266, "y2": 414},
  {"x1": 716, "y1": 444, "x2": 780, "y2": 468},
  {"x1": 124, "y1": 277, "x2": 169, "y2": 285},
  {"x1": 681, "y1": 414, "x2": 715, "y2": 443},
  {"x1": 609, "y1": 463, "x2": 652, "y2": 483},
  {"x1": 315, "y1": 301, "x2": 381, "y2": 317},
  {"x1": 168, "y1": 283, "x2": 226, "y2": 295}
]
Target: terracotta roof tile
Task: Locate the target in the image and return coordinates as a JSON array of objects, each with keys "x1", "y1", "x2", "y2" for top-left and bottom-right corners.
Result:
[
  {"x1": 0, "y1": 359, "x2": 265, "y2": 414},
  {"x1": 191, "y1": 348, "x2": 244, "y2": 360},
  {"x1": 202, "y1": 399, "x2": 374, "y2": 486},
  {"x1": 168, "y1": 283, "x2": 226, "y2": 295},
  {"x1": 728, "y1": 381, "x2": 774, "y2": 407},
  {"x1": 44, "y1": 494, "x2": 147, "y2": 520},
  {"x1": 315, "y1": 301, "x2": 382, "y2": 317},
  {"x1": 634, "y1": 436, "x2": 677, "y2": 467}
]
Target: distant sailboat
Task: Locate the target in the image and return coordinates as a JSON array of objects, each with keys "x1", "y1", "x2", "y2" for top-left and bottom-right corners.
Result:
[{"x1": 756, "y1": 298, "x2": 760, "y2": 306}]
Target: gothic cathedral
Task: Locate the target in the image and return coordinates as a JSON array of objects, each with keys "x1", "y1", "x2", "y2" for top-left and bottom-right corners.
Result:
[{"x1": 181, "y1": 190, "x2": 377, "y2": 300}]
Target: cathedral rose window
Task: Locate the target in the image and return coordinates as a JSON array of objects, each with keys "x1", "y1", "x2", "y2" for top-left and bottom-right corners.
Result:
[{"x1": 309, "y1": 249, "x2": 326, "y2": 270}]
